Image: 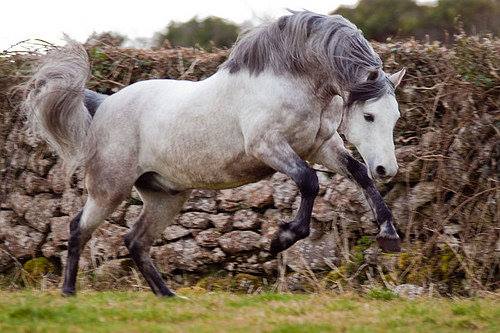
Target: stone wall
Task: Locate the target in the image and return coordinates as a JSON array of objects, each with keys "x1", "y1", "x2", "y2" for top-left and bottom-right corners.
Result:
[
  {"x1": 0, "y1": 123, "x2": 375, "y2": 278},
  {"x1": 0, "y1": 36, "x2": 498, "y2": 294}
]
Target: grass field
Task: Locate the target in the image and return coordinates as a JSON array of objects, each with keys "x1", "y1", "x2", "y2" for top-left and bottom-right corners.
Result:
[{"x1": 0, "y1": 290, "x2": 498, "y2": 333}]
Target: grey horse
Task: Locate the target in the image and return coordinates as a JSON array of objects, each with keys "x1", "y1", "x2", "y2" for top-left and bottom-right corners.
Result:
[{"x1": 23, "y1": 11, "x2": 405, "y2": 297}]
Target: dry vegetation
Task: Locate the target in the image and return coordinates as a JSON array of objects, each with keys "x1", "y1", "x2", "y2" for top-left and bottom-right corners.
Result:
[{"x1": 0, "y1": 35, "x2": 498, "y2": 296}]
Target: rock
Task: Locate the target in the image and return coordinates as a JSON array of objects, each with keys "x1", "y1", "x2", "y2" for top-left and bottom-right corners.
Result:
[
  {"x1": 218, "y1": 180, "x2": 274, "y2": 211},
  {"x1": 7, "y1": 192, "x2": 32, "y2": 216},
  {"x1": 23, "y1": 194, "x2": 58, "y2": 232},
  {"x1": 316, "y1": 170, "x2": 331, "y2": 195},
  {"x1": 284, "y1": 231, "x2": 338, "y2": 272},
  {"x1": 152, "y1": 239, "x2": 225, "y2": 272},
  {"x1": 233, "y1": 209, "x2": 261, "y2": 230},
  {"x1": 60, "y1": 188, "x2": 85, "y2": 216},
  {"x1": 259, "y1": 209, "x2": 284, "y2": 250},
  {"x1": 47, "y1": 161, "x2": 67, "y2": 194},
  {"x1": 94, "y1": 258, "x2": 135, "y2": 282},
  {"x1": 284, "y1": 272, "x2": 313, "y2": 292},
  {"x1": 195, "y1": 229, "x2": 221, "y2": 247},
  {"x1": 393, "y1": 146, "x2": 422, "y2": 182},
  {"x1": 8, "y1": 147, "x2": 28, "y2": 171},
  {"x1": 263, "y1": 260, "x2": 278, "y2": 274},
  {"x1": 26, "y1": 151, "x2": 55, "y2": 177},
  {"x1": 183, "y1": 190, "x2": 217, "y2": 213},
  {"x1": 89, "y1": 222, "x2": 129, "y2": 263},
  {"x1": 271, "y1": 173, "x2": 298, "y2": 209},
  {"x1": 243, "y1": 181, "x2": 274, "y2": 208},
  {"x1": 0, "y1": 211, "x2": 44, "y2": 260},
  {"x1": 108, "y1": 201, "x2": 128, "y2": 226},
  {"x1": 177, "y1": 212, "x2": 211, "y2": 229},
  {"x1": 163, "y1": 225, "x2": 191, "y2": 241},
  {"x1": 312, "y1": 196, "x2": 334, "y2": 222},
  {"x1": 23, "y1": 172, "x2": 51, "y2": 194},
  {"x1": 42, "y1": 216, "x2": 71, "y2": 257},
  {"x1": 209, "y1": 213, "x2": 232, "y2": 232},
  {"x1": 124, "y1": 204, "x2": 142, "y2": 228},
  {"x1": 217, "y1": 189, "x2": 243, "y2": 212},
  {"x1": 393, "y1": 284, "x2": 425, "y2": 299},
  {"x1": 408, "y1": 182, "x2": 436, "y2": 210},
  {"x1": 0, "y1": 249, "x2": 13, "y2": 273},
  {"x1": 325, "y1": 175, "x2": 369, "y2": 214},
  {"x1": 130, "y1": 188, "x2": 142, "y2": 203},
  {"x1": 233, "y1": 262, "x2": 263, "y2": 274},
  {"x1": 218, "y1": 231, "x2": 261, "y2": 254}
]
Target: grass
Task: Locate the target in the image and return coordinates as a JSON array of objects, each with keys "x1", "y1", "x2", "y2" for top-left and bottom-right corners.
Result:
[{"x1": 0, "y1": 290, "x2": 498, "y2": 333}]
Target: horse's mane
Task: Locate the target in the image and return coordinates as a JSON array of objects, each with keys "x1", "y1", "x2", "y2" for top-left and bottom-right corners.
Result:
[{"x1": 221, "y1": 11, "x2": 393, "y2": 106}]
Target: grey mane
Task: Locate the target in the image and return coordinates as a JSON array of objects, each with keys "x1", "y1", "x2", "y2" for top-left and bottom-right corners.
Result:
[{"x1": 221, "y1": 10, "x2": 393, "y2": 106}]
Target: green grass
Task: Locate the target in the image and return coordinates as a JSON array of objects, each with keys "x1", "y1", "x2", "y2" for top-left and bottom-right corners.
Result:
[{"x1": 0, "y1": 290, "x2": 498, "y2": 333}]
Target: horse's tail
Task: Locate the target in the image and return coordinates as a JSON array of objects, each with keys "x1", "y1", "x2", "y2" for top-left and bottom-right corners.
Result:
[{"x1": 23, "y1": 42, "x2": 95, "y2": 176}]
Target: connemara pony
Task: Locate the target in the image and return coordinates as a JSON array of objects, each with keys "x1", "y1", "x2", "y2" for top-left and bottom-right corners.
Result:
[{"x1": 23, "y1": 11, "x2": 406, "y2": 297}]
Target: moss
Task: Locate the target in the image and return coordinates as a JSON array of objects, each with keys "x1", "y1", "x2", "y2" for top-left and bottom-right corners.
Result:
[
  {"x1": 345, "y1": 237, "x2": 375, "y2": 284},
  {"x1": 357, "y1": 235, "x2": 373, "y2": 248},
  {"x1": 176, "y1": 286, "x2": 208, "y2": 296},
  {"x1": 437, "y1": 247, "x2": 460, "y2": 280},
  {"x1": 195, "y1": 274, "x2": 232, "y2": 291},
  {"x1": 394, "y1": 245, "x2": 463, "y2": 291},
  {"x1": 397, "y1": 251, "x2": 412, "y2": 269},
  {"x1": 22, "y1": 258, "x2": 55, "y2": 285},
  {"x1": 324, "y1": 265, "x2": 348, "y2": 284}
]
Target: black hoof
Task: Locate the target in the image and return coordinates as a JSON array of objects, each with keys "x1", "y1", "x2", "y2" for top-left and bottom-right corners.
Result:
[{"x1": 377, "y1": 235, "x2": 401, "y2": 253}]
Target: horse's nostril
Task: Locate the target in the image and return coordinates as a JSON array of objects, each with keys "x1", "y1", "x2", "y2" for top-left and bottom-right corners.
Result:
[{"x1": 376, "y1": 165, "x2": 386, "y2": 176}]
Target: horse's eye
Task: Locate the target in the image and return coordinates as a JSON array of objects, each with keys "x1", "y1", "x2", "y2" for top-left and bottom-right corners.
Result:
[{"x1": 364, "y1": 114, "x2": 374, "y2": 122}]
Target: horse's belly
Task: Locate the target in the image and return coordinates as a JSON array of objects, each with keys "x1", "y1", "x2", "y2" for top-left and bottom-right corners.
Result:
[
  {"x1": 149, "y1": 151, "x2": 275, "y2": 190},
  {"x1": 140, "y1": 120, "x2": 275, "y2": 190}
]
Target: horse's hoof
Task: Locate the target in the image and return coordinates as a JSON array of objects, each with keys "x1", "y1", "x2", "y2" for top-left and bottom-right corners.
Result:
[{"x1": 377, "y1": 235, "x2": 401, "y2": 253}]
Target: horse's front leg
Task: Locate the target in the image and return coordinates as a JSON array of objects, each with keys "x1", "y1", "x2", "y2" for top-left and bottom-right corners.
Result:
[
  {"x1": 250, "y1": 133, "x2": 319, "y2": 256},
  {"x1": 313, "y1": 134, "x2": 401, "y2": 252}
]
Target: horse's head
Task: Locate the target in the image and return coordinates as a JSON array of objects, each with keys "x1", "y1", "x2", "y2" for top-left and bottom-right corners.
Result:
[{"x1": 340, "y1": 68, "x2": 406, "y2": 179}]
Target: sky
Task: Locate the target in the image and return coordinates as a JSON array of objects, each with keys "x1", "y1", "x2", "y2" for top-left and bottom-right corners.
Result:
[{"x1": 1, "y1": 0, "x2": 360, "y2": 50}]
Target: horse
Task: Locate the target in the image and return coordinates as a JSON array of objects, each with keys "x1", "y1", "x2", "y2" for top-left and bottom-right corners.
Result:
[{"x1": 23, "y1": 11, "x2": 406, "y2": 297}]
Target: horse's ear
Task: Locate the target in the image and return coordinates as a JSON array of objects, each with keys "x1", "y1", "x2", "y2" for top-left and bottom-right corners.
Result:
[{"x1": 388, "y1": 68, "x2": 406, "y2": 88}]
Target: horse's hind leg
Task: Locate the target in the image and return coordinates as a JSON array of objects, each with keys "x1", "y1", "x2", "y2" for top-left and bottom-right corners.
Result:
[
  {"x1": 62, "y1": 157, "x2": 136, "y2": 296},
  {"x1": 62, "y1": 193, "x2": 130, "y2": 296},
  {"x1": 124, "y1": 177, "x2": 190, "y2": 296}
]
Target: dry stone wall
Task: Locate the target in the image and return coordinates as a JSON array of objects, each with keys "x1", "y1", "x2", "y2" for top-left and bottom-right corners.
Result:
[{"x1": 0, "y1": 125, "x2": 374, "y2": 277}]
